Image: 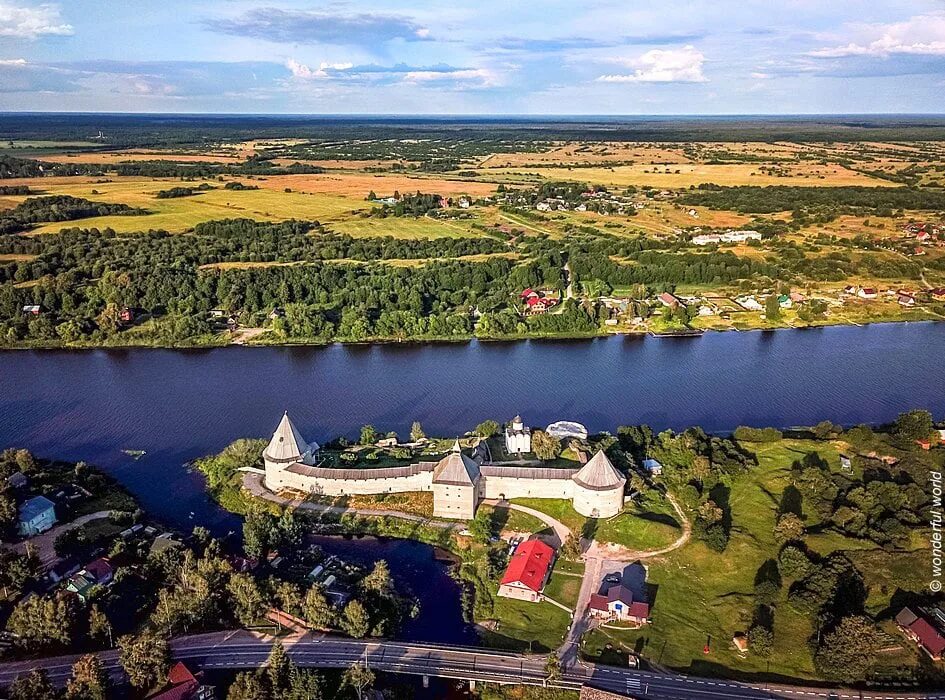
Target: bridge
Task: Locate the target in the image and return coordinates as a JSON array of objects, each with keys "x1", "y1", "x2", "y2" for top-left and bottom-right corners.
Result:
[{"x1": 2, "y1": 631, "x2": 944, "y2": 700}]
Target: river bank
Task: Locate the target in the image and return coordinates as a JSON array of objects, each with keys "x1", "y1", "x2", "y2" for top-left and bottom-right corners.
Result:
[{"x1": 0, "y1": 309, "x2": 941, "y2": 351}]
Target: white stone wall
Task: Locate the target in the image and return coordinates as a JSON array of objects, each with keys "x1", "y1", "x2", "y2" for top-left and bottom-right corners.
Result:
[
  {"x1": 482, "y1": 476, "x2": 574, "y2": 501},
  {"x1": 572, "y1": 483, "x2": 624, "y2": 518},
  {"x1": 265, "y1": 460, "x2": 433, "y2": 496}
]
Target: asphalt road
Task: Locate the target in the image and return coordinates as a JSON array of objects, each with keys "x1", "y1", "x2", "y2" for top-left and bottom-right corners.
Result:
[{"x1": 2, "y1": 631, "x2": 944, "y2": 700}]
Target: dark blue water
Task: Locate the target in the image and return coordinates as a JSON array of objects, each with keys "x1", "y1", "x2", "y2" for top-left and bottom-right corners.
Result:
[
  {"x1": 1, "y1": 323, "x2": 943, "y2": 531},
  {"x1": 309, "y1": 535, "x2": 478, "y2": 646}
]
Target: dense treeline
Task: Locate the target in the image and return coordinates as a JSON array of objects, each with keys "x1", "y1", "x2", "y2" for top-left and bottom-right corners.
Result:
[
  {"x1": 155, "y1": 184, "x2": 213, "y2": 199},
  {"x1": 679, "y1": 185, "x2": 945, "y2": 214},
  {"x1": 0, "y1": 196, "x2": 145, "y2": 234},
  {"x1": 367, "y1": 192, "x2": 444, "y2": 217},
  {"x1": 0, "y1": 185, "x2": 30, "y2": 195}
]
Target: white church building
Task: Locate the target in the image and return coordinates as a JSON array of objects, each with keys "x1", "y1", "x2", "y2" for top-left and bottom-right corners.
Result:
[
  {"x1": 504, "y1": 415, "x2": 531, "y2": 454},
  {"x1": 261, "y1": 412, "x2": 626, "y2": 520}
]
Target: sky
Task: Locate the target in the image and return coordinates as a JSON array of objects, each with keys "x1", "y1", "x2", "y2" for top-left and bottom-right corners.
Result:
[{"x1": 0, "y1": 1, "x2": 944, "y2": 114}]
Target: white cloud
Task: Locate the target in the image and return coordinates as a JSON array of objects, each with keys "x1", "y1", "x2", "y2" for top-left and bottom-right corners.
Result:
[
  {"x1": 750, "y1": 71, "x2": 770, "y2": 80},
  {"x1": 0, "y1": 2, "x2": 72, "y2": 39},
  {"x1": 402, "y1": 68, "x2": 497, "y2": 86},
  {"x1": 809, "y1": 13, "x2": 945, "y2": 58},
  {"x1": 596, "y1": 45, "x2": 707, "y2": 83},
  {"x1": 0, "y1": 57, "x2": 27, "y2": 66},
  {"x1": 285, "y1": 59, "x2": 354, "y2": 79}
]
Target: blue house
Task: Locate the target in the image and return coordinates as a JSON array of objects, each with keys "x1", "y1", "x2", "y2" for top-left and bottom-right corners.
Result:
[{"x1": 18, "y1": 496, "x2": 57, "y2": 537}]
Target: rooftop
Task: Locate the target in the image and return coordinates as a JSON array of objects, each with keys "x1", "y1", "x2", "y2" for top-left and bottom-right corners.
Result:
[
  {"x1": 19, "y1": 495, "x2": 55, "y2": 522},
  {"x1": 573, "y1": 450, "x2": 626, "y2": 491},
  {"x1": 500, "y1": 539, "x2": 555, "y2": 593}
]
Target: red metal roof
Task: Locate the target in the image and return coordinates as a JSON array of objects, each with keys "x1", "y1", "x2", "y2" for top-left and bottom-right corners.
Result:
[
  {"x1": 589, "y1": 593, "x2": 609, "y2": 612},
  {"x1": 147, "y1": 663, "x2": 198, "y2": 700},
  {"x1": 500, "y1": 539, "x2": 554, "y2": 593},
  {"x1": 627, "y1": 601, "x2": 650, "y2": 620},
  {"x1": 909, "y1": 618, "x2": 945, "y2": 657}
]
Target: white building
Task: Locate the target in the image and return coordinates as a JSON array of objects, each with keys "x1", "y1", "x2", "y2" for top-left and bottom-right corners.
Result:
[
  {"x1": 505, "y1": 415, "x2": 531, "y2": 454},
  {"x1": 262, "y1": 413, "x2": 625, "y2": 520}
]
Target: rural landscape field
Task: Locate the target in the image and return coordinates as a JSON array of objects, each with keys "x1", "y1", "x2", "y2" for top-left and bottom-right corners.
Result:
[{"x1": 2, "y1": 117, "x2": 945, "y2": 348}]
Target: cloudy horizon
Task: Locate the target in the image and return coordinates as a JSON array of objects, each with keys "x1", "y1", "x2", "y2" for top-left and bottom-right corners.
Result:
[{"x1": 0, "y1": 1, "x2": 944, "y2": 114}]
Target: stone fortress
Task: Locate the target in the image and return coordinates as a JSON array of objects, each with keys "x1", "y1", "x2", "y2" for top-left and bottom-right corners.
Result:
[{"x1": 262, "y1": 412, "x2": 627, "y2": 521}]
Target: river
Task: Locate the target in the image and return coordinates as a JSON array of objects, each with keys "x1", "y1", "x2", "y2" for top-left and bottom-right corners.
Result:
[{"x1": 1, "y1": 322, "x2": 943, "y2": 530}]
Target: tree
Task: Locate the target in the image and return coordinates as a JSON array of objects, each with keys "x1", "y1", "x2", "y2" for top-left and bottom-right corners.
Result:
[
  {"x1": 7, "y1": 595, "x2": 75, "y2": 651},
  {"x1": 228, "y1": 572, "x2": 265, "y2": 626},
  {"x1": 9, "y1": 669, "x2": 57, "y2": 700},
  {"x1": 813, "y1": 615, "x2": 881, "y2": 683},
  {"x1": 359, "y1": 425, "x2": 378, "y2": 445},
  {"x1": 342, "y1": 600, "x2": 371, "y2": 639},
  {"x1": 893, "y1": 409, "x2": 933, "y2": 444},
  {"x1": 0, "y1": 492, "x2": 16, "y2": 529},
  {"x1": 765, "y1": 294, "x2": 782, "y2": 321},
  {"x1": 286, "y1": 668, "x2": 324, "y2": 700},
  {"x1": 747, "y1": 624, "x2": 773, "y2": 657},
  {"x1": 118, "y1": 631, "x2": 169, "y2": 690},
  {"x1": 773, "y1": 513, "x2": 805, "y2": 544},
  {"x1": 410, "y1": 421, "x2": 425, "y2": 442},
  {"x1": 468, "y1": 509, "x2": 495, "y2": 544},
  {"x1": 361, "y1": 560, "x2": 394, "y2": 597},
  {"x1": 544, "y1": 651, "x2": 562, "y2": 681},
  {"x1": 778, "y1": 545, "x2": 813, "y2": 579},
  {"x1": 561, "y1": 533, "x2": 582, "y2": 561},
  {"x1": 265, "y1": 642, "x2": 293, "y2": 696},
  {"x1": 88, "y1": 605, "x2": 113, "y2": 648},
  {"x1": 14, "y1": 448, "x2": 36, "y2": 473},
  {"x1": 303, "y1": 584, "x2": 336, "y2": 630},
  {"x1": 243, "y1": 508, "x2": 278, "y2": 560},
  {"x1": 342, "y1": 660, "x2": 375, "y2": 700},
  {"x1": 65, "y1": 654, "x2": 109, "y2": 700},
  {"x1": 226, "y1": 672, "x2": 267, "y2": 700},
  {"x1": 531, "y1": 430, "x2": 561, "y2": 461},
  {"x1": 474, "y1": 420, "x2": 500, "y2": 438}
]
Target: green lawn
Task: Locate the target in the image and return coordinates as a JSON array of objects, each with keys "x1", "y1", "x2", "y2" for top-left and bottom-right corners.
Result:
[
  {"x1": 543, "y1": 571, "x2": 582, "y2": 610},
  {"x1": 480, "y1": 593, "x2": 573, "y2": 652},
  {"x1": 510, "y1": 498, "x2": 585, "y2": 534},
  {"x1": 595, "y1": 491, "x2": 682, "y2": 550},
  {"x1": 477, "y1": 503, "x2": 546, "y2": 534}
]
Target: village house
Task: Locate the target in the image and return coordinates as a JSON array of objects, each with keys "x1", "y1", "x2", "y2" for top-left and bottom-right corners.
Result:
[
  {"x1": 17, "y1": 495, "x2": 57, "y2": 536},
  {"x1": 642, "y1": 458, "x2": 663, "y2": 476},
  {"x1": 497, "y1": 539, "x2": 555, "y2": 603},
  {"x1": 21, "y1": 305, "x2": 41, "y2": 316},
  {"x1": 657, "y1": 292, "x2": 683, "y2": 309},
  {"x1": 65, "y1": 557, "x2": 114, "y2": 603},
  {"x1": 588, "y1": 583, "x2": 651, "y2": 626},
  {"x1": 858, "y1": 288, "x2": 878, "y2": 299},
  {"x1": 896, "y1": 607, "x2": 945, "y2": 661},
  {"x1": 505, "y1": 415, "x2": 532, "y2": 454},
  {"x1": 146, "y1": 662, "x2": 215, "y2": 700}
]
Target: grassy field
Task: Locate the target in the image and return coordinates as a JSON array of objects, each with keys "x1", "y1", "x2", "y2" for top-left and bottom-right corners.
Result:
[
  {"x1": 543, "y1": 570, "x2": 582, "y2": 609},
  {"x1": 595, "y1": 491, "x2": 682, "y2": 551},
  {"x1": 17, "y1": 179, "x2": 360, "y2": 234},
  {"x1": 579, "y1": 438, "x2": 930, "y2": 682},
  {"x1": 480, "y1": 162, "x2": 895, "y2": 188},
  {"x1": 482, "y1": 593, "x2": 573, "y2": 652}
]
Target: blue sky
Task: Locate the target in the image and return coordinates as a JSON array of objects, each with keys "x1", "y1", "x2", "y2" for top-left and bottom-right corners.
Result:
[{"x1": 1, "y1": 0, "x2": 944, "y2": 114}]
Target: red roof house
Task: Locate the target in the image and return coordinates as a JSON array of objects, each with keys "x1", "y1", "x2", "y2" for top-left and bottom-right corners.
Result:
[
  {"x1": 497, "y1": 539, "x2": 555, "y2": 603},
  {"x1": 897, "y1": 608, "x2": 945, "y2": 660},
  {"x1": 147, "y1": 662, "x2": 212, "y2": 700},
  {"x1": 588, "y1": 583, "x2": 651, "y2": 626}
]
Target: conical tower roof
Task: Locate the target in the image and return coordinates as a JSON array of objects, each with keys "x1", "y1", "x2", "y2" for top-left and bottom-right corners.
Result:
[
  {"x1": 264, "y1": 412, "x2": 317, "y2": 463},
  {"x1": 572, "y1": 450, "x2": 625, "y2": 491},
  {"x1": 433, "y1": 440, "x2": 480, "y2": 486}
]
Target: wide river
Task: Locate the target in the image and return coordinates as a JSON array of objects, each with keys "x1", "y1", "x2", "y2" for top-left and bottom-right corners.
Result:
[{"x1": 1, "y1": 323, "x2": 943, "y2": 531}]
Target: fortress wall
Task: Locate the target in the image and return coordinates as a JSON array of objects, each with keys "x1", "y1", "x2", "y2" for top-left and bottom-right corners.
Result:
[
  {"x1": 572, "y1": 484, "x2": 624, "y2": 518},
  {"x1": 267, "y1": 466, "x2": 433, "y2": 496},
  {"x1": 481, "y1": 475, "x2": 574, "y2": 501}
]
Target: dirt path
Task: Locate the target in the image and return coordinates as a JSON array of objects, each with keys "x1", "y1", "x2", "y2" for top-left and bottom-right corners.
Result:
[{"x1": 482, "y1": 499, "x2": 571, "y2": 548}]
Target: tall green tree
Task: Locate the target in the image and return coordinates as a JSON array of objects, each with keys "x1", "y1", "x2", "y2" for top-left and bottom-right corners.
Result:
[
  {"x1": 118, "y1": 631, "x2": 170, "y2": 690},
  {"x1": 342, "y1": 600, "x2": 371, "y2": 639},
  {"x1": 65, "y1": 654, "x2": 110, "y2": 700}
]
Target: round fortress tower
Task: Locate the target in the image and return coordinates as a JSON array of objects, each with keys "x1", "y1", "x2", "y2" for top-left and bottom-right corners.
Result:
[{"x1": 570, "y1": 450, "x2": 626, "y2": 518}]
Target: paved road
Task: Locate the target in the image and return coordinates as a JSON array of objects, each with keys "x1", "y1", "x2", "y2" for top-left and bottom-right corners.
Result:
[{"x1": 3, "y1": 631, "x2": 944, "y2": 700}]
